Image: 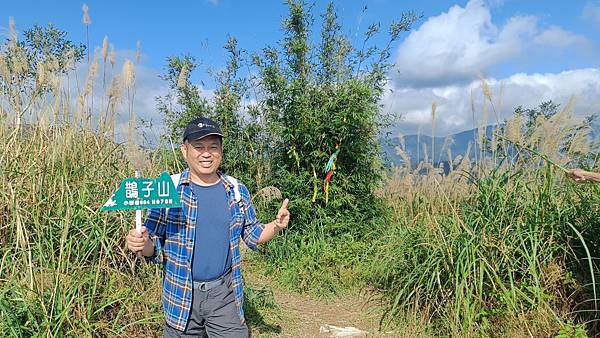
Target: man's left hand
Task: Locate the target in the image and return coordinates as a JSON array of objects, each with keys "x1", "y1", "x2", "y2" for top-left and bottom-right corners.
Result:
[{"x1": 274, "y1": 198, "x2": 290, "y2": 229}]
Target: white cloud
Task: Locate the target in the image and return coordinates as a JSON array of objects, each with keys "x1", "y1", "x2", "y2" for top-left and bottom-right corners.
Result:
[
  {"x1": 393, "y1": 0, "x2": 535, "y2": 87},
  {"x1": 384, "y1": 68, "x2": 600, "y2": 136},
  {"x1": 533, "y1": 26, "x2": 588, "y2": 48},
  {"x1": 383, "y1": 0, "x2": 598, "y2": 137},
  {"x1": 583, "y1": 2, "x2": 600, "y2": 29},
  {"x1": 486, "y1": 0, "x2": 505, "y2": 8},
  {"x1": 392, "y1": 0, "x2": 587, "y2": 88}
]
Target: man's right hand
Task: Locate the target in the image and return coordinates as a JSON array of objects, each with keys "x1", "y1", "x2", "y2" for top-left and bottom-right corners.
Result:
[{"x1": 126, "y1": 226, "x2": 154, "y2": 257}]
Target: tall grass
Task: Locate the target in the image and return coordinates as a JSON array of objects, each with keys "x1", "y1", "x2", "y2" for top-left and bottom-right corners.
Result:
[
  {"x1": 0, "y1": 21, "x2": 168, "y2": 335},
  {"x1": 0, "y1": 123, "x2": 167, "y2": 336},
  {"x1": 370, "y1": 99, "x2": 600, "y2": 336}
]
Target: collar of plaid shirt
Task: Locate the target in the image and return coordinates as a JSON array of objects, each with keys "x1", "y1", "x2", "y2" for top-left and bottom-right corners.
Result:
[{"x1": 144, "y1": 168, "x2": 265, "y2": 331}]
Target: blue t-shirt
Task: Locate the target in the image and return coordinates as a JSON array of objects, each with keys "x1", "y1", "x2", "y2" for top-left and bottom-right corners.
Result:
[{"x1": 190, "y1": 180, "x2": 232, "y2": 281}]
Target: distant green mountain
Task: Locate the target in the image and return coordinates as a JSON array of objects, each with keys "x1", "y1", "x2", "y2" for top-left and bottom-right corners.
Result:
[
  {"x1": 383, "y1": 120, "x2": 600, "y2": 168},
  {"x1": 381, "y1": 126, "x2": 494, "y2": 167}
]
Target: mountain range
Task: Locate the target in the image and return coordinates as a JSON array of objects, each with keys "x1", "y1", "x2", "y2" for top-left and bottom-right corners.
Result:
[
  {"x1": 381, "y1": 126, "x2": 493, "y2": 167},
  {"x1": 382, "y1": 120, "x2": 600, "y2": 168}
]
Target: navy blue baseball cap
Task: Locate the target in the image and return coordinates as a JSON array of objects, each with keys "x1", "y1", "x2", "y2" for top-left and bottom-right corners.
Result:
[{"x1": 182, "y1": 117, "x2": 223, "y2": 142}]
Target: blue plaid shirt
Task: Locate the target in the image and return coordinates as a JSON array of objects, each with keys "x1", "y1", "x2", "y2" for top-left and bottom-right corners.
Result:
[{"x1": 144, "y1": 169, "x2": 265, "y2": 331}]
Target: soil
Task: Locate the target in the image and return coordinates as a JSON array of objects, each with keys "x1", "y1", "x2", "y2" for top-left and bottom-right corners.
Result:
[{"x1": 243, "y1": 263, "x2": 398, "y2": 338}]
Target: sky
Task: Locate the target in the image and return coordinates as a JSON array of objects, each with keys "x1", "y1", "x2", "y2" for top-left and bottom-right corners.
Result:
[{"x1": 3, "y1": 0, "x2": 600, "y2": 139}]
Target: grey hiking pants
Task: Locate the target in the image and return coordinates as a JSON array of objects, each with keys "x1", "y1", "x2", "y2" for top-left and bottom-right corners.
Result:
[{"x1": 163, "y1": 272, "x2": 248, "y2": 338}]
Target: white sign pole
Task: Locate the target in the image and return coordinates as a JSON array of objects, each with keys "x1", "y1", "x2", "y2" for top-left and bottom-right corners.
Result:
[
  {"x1": 135, "y1": 169, "x2": 143, "y2": 259},
  {"x1": 135, "y1": 169, "x2": 142, "y2": 234}
]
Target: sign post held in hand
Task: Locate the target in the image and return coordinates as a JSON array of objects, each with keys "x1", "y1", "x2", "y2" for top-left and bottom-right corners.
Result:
[
  {"x1": 135, "y1": 170, "x2": 143, "y2": 233},
  {"x1": 101, "y1": 171, "x2": 182, "y2": 234}
]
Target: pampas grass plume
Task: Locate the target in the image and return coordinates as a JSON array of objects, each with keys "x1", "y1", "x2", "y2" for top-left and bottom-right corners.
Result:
[
  {"x1": 82, "y1": 4, "x2": 91, "y2": 25},
  {"x1": 122, "y1": 59, "x2": 135, "y2": 88},
  {"x1": 177, "y1": 65, "x2": 189, "y2": 89},
  {"x1": 102, "y1": 36, "x2": 108, "y2": 62},
  {"x1": 136, "y1": 41, "x2": 142, "y2": 64}
]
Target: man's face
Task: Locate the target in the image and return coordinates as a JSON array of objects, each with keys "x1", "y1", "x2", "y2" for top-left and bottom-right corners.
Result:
[{"x1": 181, "y1": 135, "x2": 223, "y2": 179}]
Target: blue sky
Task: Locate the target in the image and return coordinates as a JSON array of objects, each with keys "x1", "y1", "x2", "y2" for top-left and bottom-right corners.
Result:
[{"x1": 3, "y1": 0, "x2": 600, "y2": 137}]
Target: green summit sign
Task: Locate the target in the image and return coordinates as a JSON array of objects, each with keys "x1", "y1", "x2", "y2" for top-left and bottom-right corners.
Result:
[{"x1": 101, "y1": 171, "x2": 181, "y2": 211}]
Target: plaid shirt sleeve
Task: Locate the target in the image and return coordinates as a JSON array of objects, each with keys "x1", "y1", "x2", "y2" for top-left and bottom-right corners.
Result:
[
  {"x1": 238, "y1": 184, "x2": 265, "y2": 250},
  {"x1": 144, "y1": 207, "x2": 167, "y2": 264}
]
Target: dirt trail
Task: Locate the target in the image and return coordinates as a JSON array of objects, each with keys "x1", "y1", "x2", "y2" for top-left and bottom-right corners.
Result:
[{"x1": 243, "y1": 266, "x2": 398, "y2": 337}]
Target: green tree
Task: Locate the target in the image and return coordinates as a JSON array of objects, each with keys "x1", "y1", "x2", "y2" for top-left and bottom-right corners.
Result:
[
  {"x1": 254, "y1": 0, "x2": 416, "y2": 235},
  {"x1": 156, "y1": 55, "x2": 212, "y2": 145},
  {"x1": 0, "y1": 24, "x2": 85, "y2": 125},
  {"x1": 211, "y1": 36, "x2": 263, "y2": 187}
]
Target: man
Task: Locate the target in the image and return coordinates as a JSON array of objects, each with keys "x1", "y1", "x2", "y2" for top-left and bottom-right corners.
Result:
[
  {"x1": 126, "y1": 117, "x2": 290, "y2": 337},
  {"x1": 569, "y1": 168, "x2": 600, "y2": 183}
]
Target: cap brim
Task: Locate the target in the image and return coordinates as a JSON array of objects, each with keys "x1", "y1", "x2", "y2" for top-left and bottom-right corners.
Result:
[{"x1": 184, "y1": 131, "x2": 223, "y2": 141}]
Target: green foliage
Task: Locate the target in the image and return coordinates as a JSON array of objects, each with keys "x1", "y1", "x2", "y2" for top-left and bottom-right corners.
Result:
[
  {"x1": 227, "y1": 2, "x2": 412, "y2": 298},
  {"x1": 557, "y1": 323, "x2": 588, "y2": 338},
  {"x1": 0, "y1": 24, "x2": 85, "y2": 117},
  {"x1": 242, "y1": 283, "x2": 282, "y2": 335},
  {"x1": 367, "y1": 165, "x2": 600, "y2": 335},
  {"x1": 253, "y1": 0, "x2": 414, "y2": 229},
  {"x1": 157, "y1": 38, "x2": 264, "y2": 188},
  {"x1": 514, "y1": 100, "x2": 597, "y2": 158},
  {"x1": 21, "y1": 24, "x2": 86, "y2": 75},
  {"x1": 210, "y1": 36, "x2": 263, "y2": 186},
  {"x1": 156, "y1": 55, "x2": 212, "y2": 144},
  {"x1": 0, "y1": 126, "x2": 164, "y2": 336}
]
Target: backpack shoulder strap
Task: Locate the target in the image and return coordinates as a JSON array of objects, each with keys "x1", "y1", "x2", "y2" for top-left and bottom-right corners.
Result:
[
  {"x1": 226, "y1": 175, "x2": 242, "y2": 202},
  {"x1": 225, "y1": 175, "x2": 245, "y2": 212}
]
